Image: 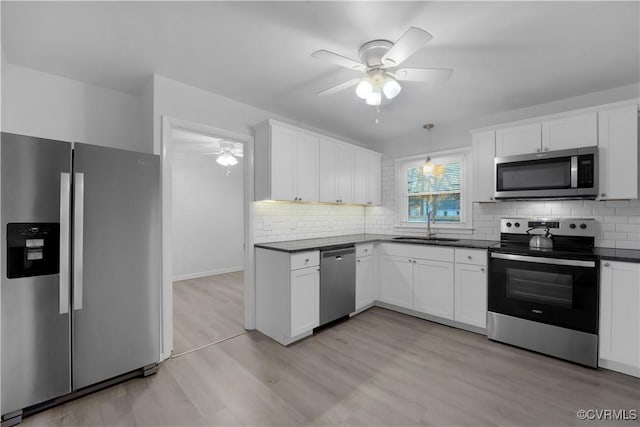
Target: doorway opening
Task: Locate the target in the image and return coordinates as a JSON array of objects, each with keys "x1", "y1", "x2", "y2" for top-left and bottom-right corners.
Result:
[{"x1": 169, "y1": 126, "x2": 247, "y2": 356}]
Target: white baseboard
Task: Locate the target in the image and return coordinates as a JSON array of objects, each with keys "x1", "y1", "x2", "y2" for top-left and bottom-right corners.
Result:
[{"x1": 172, "y1": 265, "x2": 244, "y2": 282}]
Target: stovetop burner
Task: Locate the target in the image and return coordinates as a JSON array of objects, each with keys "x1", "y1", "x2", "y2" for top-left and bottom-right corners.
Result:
[{"x1": 490, "y1": 217, "x2": 597, "y2": 260}]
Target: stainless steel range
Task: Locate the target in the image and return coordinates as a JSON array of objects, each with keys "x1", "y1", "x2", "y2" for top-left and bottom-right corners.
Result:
[{"x1": 488, "y1": 217, "x2": 598, "y2": 367}]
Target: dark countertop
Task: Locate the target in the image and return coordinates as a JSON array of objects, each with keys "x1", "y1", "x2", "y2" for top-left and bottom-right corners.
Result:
[
  {"x1": 254, "y1": 233, "x2": 501, "y2": 253},
  {"x1": 595, "y1": 247, "x2": 640, "y2": 263}
]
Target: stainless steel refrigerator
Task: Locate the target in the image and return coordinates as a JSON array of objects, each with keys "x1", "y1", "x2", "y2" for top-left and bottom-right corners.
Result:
[{"x1": 1, "y1": 133, "x2": 161, "y2": 425}]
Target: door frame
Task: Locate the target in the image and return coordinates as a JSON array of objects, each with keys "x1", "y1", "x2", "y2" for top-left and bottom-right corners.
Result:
[{"x1": 159, "y1": 116, "x2": 255, "y2": 360}]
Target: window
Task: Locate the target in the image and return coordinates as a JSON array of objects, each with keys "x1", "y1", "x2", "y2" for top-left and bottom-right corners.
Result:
[{"x1": 396, "y1": 149, "x2": 471, "y2": 228}]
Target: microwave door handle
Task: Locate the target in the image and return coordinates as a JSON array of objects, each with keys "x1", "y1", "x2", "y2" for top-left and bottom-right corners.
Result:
[{"x1": 570, "y1": 156, "x2": 578, "y2": 188}]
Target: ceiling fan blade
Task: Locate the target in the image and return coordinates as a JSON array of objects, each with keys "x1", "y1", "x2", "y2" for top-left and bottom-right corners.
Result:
[
  {"x1": 394, "y1": 67, "x2": 453, "y2": 83},
  {"x1": 312, "y1": 50, "x2": 366, "y2": 71},
  {"x1": 317, "y1": 79, "x2": 361, "y2": 96},
  {"x1": 381, "y1": 27, "x2": 433, "y2": 67}
]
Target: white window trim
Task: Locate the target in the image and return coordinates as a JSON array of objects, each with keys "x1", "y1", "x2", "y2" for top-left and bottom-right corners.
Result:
[{"x1": 394, "y1": 147, "x2": 473, "y2": 231}]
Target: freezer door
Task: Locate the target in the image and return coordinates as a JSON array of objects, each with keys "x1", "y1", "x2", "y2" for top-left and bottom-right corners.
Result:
[
  {"x1": 1, "y1": 133, "x2": 72, "y2": 414},
  {"x1": 72, "y1": 143, "x2": 160, "y2": 390}
]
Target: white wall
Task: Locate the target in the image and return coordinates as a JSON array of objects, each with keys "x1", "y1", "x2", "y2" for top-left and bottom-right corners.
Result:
[
  {"x1": 1, "y1": 64, "x2": 146, "y2": 152},
  {"x1": 172, "y1": 151, "x2": 244, "y2": 280},
  {"x1": 371, "y1": 83, "x2": 640, "y2": 158}
]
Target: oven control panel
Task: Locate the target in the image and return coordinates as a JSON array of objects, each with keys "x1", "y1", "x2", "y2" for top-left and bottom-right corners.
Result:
[{"x1": 500, "y1": 218, "x2": 595, "y2": 237}]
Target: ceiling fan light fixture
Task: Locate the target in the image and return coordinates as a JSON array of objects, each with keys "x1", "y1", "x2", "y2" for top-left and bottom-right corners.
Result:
[
  {"x1": 365, "y1": 90, "x2": 382, "y2": 106},
  {"x1": 216, "y1": 152, "x2": 238, "y2": 167},
  {"x1": 355, "y1": 78, "x2": 373, "y2": 99},
  {"x1": 382, "y1": 76, "x2": 402, "y2": 99}
]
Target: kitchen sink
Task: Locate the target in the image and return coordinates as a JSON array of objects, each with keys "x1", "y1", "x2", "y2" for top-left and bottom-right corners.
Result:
[{"x1": 392, "y1": 236, "x2": 460, "y2": 243}]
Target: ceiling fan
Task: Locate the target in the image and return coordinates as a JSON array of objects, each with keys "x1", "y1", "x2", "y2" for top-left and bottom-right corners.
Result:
[
  {"x1": 312, "y1": 27, "x2": 453, "y2": 106},
  {"x1": 204, "y1": 141, "x2": 244, "y2": 166}
]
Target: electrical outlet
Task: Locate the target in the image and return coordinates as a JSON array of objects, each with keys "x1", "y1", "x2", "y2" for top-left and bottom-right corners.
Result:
[{"x1": 263, "y1": 222, "x2": 273, "y2": 231}]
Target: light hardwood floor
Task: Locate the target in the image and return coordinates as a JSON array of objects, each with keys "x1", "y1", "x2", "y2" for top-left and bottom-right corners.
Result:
[
  {"x1": 172, "y1": 271, "x2": 245, "y2": 355},
  {"x1": 21, "y1": 307, "x2": 640, "y2": 426}
]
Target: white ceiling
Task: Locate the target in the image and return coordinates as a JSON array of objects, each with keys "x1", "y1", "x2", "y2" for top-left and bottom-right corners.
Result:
[{"x1": 2, "y1": 1, "x2": 638, "y2": 148}]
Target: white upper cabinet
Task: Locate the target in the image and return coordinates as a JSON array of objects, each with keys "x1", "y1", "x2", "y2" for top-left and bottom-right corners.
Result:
[
  {"x1": 598, "y1": 105, "x2": 639, "y2": 200},
  {"x1": 494, "y1": 112, "x2": 598, "y2": 157},
  {"x1": 255, "y1": 119, "x2": 381, "y2": 204},
  {"x1": 254, "y1": 120, "x2": 319, "y2": 202},
  {"x1": 542, "y1": 112, "x2": 597, "y2": 151},
  {"x1": 354, "y1": 149, "x2": 382, "y2": 205},
  {"x1": 471, "y1": 130, "x2": 496, "y2": 202},
  {"x1": 495, "y1": 123, "x2": 541, "y2": 157}
]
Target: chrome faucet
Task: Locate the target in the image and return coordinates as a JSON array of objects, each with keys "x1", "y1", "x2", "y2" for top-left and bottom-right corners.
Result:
[{"x1": 425, "y1": 210, "x2": 436, "y2": 238}]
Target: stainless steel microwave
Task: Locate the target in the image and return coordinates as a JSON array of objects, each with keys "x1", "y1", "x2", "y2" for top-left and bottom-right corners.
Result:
[{"x1": 494, "y1": 146, "x2": 598, "y2": 200}]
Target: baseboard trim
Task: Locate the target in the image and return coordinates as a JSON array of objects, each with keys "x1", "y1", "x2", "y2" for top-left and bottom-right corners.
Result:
[{"x1": 172, "y1": 266, "x2": 244, "y2": 281}]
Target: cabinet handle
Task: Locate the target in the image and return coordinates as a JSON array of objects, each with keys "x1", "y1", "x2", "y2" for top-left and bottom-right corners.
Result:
[
  {"x1": 467, "y1": 256, "x2": 472, "y2": 260},
  {"x1": 480, "y1": 268, "x2": 485, "y2": 272},
  {"x1": 490, "y1": 197, "x2": 494, "y2": 200},
  {"x1": 413, "y1": 260, "x2": 417, "y2": 264},
  {"x1": 357, "y1": 259, "x2": 361, "y2": 263},
  {"x1": 601, "y1": 193, "x2": 607, "y2": 197},
  {"x1": 299, "y1": 197, "x2": 302, "y2": 201},
  {"x1": 364, "y1": 249, "x2": 368, "y2": 253},
  {"x1": 603, "y1": 262, "x2": 610, "y2": 267},
  {"x1": 317, "y1": 268, "x2": 320, "y2": 272},
  {"x1": 294, "y1": 197, "x2": 298, "y2": 201},
  {"x1": 543, "y1": 147, "x2": 550, "y2": 151},
  {"x1": 536, "y1": 148, "x2": 541, "y2": 152},
  {"x1": 305, "y1": 258, "x2": 309, "y2": 262}
]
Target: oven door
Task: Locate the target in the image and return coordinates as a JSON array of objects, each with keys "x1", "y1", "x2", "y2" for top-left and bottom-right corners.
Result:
[{"x1": 488, "y1": 253, "x2": 598, "y2": 334}]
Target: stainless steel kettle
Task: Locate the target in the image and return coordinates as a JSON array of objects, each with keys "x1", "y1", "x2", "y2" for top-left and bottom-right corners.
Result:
[{"x1": 529, "y1": 227, "x2": 554, "y2": 249}]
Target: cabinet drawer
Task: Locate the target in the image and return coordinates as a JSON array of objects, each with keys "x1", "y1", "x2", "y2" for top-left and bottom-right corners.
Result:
[
  {"x1": 356, "y1": 243, "x2": 374, "y2": 257},
  {"x1": 290, "y1": 251, "x2": 319, "y2": 270},
  {"x1": 455, "y1": 249, "x2": 487, "y2": 267}
]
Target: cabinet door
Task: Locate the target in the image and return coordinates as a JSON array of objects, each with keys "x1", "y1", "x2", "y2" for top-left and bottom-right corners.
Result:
[
  {"x1": 290, "y1": 266, "x2": 320, "y2": 337},
  {"x1": 413, "y1": 259, "x2": 454, "y2": 319},
  {"x1": 336, "y1": 144, "x2": 355, "y2": 203},
  {"x1": 495, "y1": 123, "x2": 542, "y2": 157},
  {"x1": 353, "y1": 149, "x2": 368, "y2": 204},
  {"x1": 599, "y1": 261, "x2": 640, "y2": 374},
  {"x1": 319, "y1": 139, "x2": 338, "y2": 203},
  {"x1": 366, "y1": 151, "x2": 382, "y2": 206},
  {"x1": 296, "y1": 132, "x2": 319, "y2": 202},
  {"x1": 472, "y1": 130, "x2": 496, "y2": 202},
  {"x1": 378, "y1": 255, "x2": 413, "y2": 309},
  {"x1": 454, "y1": 263, "x2": 487, "y2": 328},
  {"x1": 598, "y1": 105, "x2": 639, "y2": 200},
  {"x1": 270, "y1": 125, "x2": 297, "y2": 201},
  {"x1": 542, "y1": 112, "x2": 597, "y2": 151},
  {"x1": 355, "y1": 256, "x2": 374, "y2": 310}
]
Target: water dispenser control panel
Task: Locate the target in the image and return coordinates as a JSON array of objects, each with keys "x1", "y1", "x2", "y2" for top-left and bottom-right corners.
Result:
[{"x1": 6, "y1": 223, "x2": 60, "y2": 278}]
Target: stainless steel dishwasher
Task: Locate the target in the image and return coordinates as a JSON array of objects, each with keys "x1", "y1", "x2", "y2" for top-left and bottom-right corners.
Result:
[{"x1": 319, "y1": 245, "x2": 356, "y2": 326}]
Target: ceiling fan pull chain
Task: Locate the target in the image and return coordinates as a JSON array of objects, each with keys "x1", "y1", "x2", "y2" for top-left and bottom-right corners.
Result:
[{"x1": 375, "y1": 105, "x2": 381, "y2": 124}]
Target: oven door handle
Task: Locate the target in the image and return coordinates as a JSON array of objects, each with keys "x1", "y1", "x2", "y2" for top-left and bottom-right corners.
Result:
[{"x1": 490, "y1": 252, "x2": 596, "y2": 268}]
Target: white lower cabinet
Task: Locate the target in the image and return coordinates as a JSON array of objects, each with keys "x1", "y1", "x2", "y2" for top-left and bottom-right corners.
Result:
[
  {"x1": 378, "y1": 254, "x2": 414, "y2": 309},
  {"x1": 454, "y1": 263, "x2": 487, "y2": 329},
  {"x1": 355, "y1": 244, "x2": 376, "y2": 310},
  {"x1": 599, "y1": 260, "x2": 640, "y2": 377},
  {"x1": 290, "y1": 266, "x2": 320, "y2": 337},
  {"x1": 413, "y1": 259, "x2": 454, "y2": 319},
  {"x1": 256, "y1": 248, "x2": 319, "y2": 345}
]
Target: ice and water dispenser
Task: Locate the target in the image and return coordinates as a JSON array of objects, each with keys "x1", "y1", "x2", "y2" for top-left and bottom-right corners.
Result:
[{"x1": 6, "y1": 223, "x2": 60, "y2": 278}]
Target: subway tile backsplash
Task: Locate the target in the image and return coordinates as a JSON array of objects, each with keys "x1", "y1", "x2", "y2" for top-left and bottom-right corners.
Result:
[
  {"x1": 254, "y1": 157, "x2": 639, "y2": 249},
  {"x1": 253, "y1": 201, "x2": 365, "y2": 243}
]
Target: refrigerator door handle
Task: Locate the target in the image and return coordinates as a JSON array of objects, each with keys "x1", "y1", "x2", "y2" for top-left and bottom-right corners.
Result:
[
  {"x1": 73, "y1": 172, "x2": 85, "y2": 311},
  {"x1": 59, "y1": 172, "x2": 71, "y2": 314}
]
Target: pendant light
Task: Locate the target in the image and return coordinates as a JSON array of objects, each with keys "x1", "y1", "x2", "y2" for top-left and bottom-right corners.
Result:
[{"x1": 422, "y1": 124, "x2": 435, "y2": 175}]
